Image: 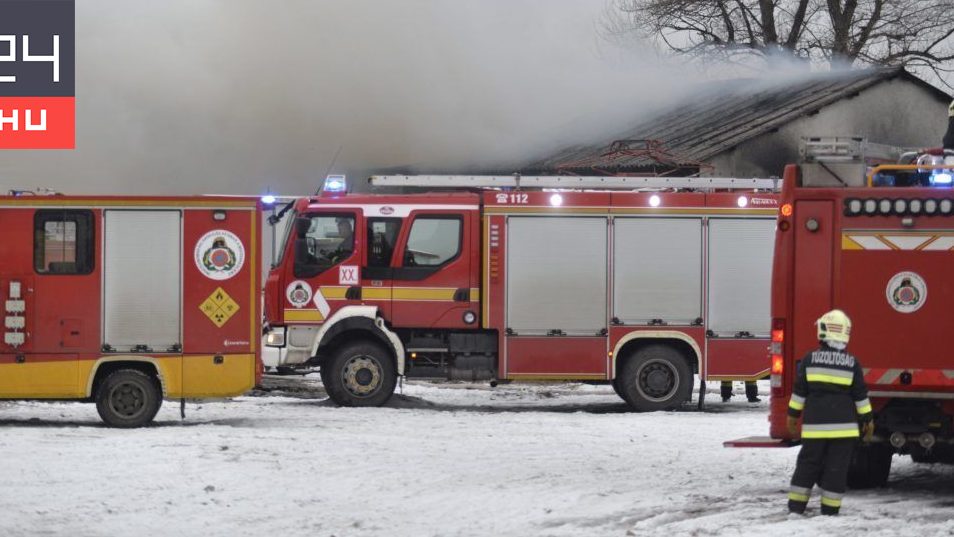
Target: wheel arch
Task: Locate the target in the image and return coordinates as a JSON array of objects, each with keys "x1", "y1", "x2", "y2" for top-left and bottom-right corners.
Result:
[
  {"x1": 611, "y1": 331, "x2": 700, "y2": 379},
  {"x1": 310, "y1": 306, "x2": 406, "y2": 374},
  {"x1": 87, "y1": 357, "x2": 165, "y2": 398}
]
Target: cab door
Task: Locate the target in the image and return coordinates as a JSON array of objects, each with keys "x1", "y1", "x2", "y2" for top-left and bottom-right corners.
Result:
[
  {"x1": 390, "y1": 209, "x2": 478, "y2": 328},
  {"x1": 360, "y1": 217, "x2": 401, "y2": 320},
  {"x1": 283, "y1": 209, "x2": 362, "y2": 324}
]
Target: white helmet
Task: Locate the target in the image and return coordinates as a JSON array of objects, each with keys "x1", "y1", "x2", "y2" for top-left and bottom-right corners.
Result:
[{"x1": 817, "y1": 309, "x2": 851, "y2": 346}]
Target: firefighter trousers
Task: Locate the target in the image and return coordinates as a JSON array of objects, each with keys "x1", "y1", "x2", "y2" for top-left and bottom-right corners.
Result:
[
  {"x1": 720, "y1": 381, "x2": 760, "y2": 402},
  {"x1": 788, "y1": 438, "x2": 856, "y2": 515}
]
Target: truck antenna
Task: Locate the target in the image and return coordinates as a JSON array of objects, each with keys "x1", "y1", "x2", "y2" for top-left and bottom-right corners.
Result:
[{"x1": 315, "y1": 145, "x2": 344, "y2": 195}]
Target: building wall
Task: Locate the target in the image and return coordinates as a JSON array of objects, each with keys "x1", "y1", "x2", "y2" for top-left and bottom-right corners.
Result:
[{"x1": 710, "y1": 78, "x2": 951, "y2": 178}]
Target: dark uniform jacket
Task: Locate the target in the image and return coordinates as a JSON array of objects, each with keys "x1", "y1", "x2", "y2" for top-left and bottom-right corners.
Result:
[{"x1": 787, "y1": 343, "x2": 873, "y2": 439}]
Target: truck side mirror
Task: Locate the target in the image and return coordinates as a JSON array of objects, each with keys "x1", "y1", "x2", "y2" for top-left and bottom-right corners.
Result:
[{"x1": 295, "y1": 217, "x2": 311, "y2": 238}]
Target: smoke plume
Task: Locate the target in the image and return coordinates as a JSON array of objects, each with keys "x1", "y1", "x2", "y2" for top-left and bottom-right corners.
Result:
[{"x1": 0, "y1": 0, "x2": 695, "y2": 195}]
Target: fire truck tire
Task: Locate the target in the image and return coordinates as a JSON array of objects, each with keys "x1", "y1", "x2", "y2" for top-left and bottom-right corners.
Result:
[
  {"x1": 94, "y1": 369, "x2": 162, "y2": 428},
  {"x1": 323, "y1": 341, "x2": 397, "y2": 407},
  {"x1": 618, "y1": 345, "x2": 692, "y2": 411},
  {"x1": 611, "y1": 379, "x2": 624, "y2": 399},
  {"x1": 847, "y1": 444, "x2": 893, "y2": 489}
]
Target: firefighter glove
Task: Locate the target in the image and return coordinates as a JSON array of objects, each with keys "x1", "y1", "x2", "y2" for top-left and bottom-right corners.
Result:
[
  {"x1": 787, "y1": 415, "x2": 799, "y2": 436},
  {"x1": 862, "y1": 420, "x2": 875, "y2": 442}
]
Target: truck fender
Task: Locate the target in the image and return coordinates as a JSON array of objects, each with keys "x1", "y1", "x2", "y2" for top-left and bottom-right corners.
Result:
[
  {"x1": 610, "y1": 331, "x2": 702, "y2": 379},
  {"x1": 86, "y1": 356, "x2": 169, "y2": 397},
  {"x1": 309, "y1": 306, "x2": 406, "y2": 375}
]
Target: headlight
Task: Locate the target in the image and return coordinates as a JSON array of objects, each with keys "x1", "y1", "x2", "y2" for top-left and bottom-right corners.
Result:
[
  {"x1": 908, "y1": 199, "x2": 923, "y2": 215},
  {"x1": 878, "y1": 199, "x2": 892, "y2": 215},
  {"x1": 924, "y1": 198, "x2": 939, "y2": 215},
  {"x1": 941, "y1": 199, "x2": 954, "y2": 215},
  {"x1": 845, "y1": 198, "x2": 863, "y2": 215},
  {"x1": 893, "y1": 199, "x2": 907, "y2": 215},
  {"x1": 265, "y1": 327, "x2": 286, "y2": 347},
  {"x1": 863, "y1": 199, "x2": 878, "y2": 215}
]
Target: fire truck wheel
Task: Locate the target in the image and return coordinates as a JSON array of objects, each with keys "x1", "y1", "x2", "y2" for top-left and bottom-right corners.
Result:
[
  {"x1": 611, "y1": 379, "x2": 625, "y2": 399},
  {"x1": 324, "y1": 341, "x2": 397, "y2": 407},
  {"x1": 618, "y1": 345, "x2": 692, "y2": 411},
  {"x1": 847, "y1": 444, "x2": 893, "y2": 489},
  {"x1": 95, "y1": 369, "x2": 162, "y2": 428}
]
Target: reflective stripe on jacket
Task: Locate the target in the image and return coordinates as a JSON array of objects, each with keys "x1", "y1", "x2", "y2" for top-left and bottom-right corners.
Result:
[{"x1": 787, "y1": 343, "x2": 872, "y2": 436}]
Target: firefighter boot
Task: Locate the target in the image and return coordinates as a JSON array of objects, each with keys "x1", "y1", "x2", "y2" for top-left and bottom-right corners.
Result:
[
  {"x1": 787, "y1": 486, "x2": 810, "y2": 514},
  {"x1": 746, "y1": 381, "x2": 761, "y2": 403},
  {"x1": 820, "y1": 493, "x2": 841, "y2": 516},
  {"x1": 721, "y1": 381, "x2": 733, "y2": 402}
]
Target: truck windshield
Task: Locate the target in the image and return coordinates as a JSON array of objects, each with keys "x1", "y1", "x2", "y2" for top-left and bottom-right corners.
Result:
[{"x1": 272, "y1": 208, "x2": 297, "y2": 268}]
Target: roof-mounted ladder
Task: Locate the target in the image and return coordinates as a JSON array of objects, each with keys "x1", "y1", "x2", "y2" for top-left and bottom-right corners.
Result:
[
  {"x1": 800, "y1": 136, "x2": 903, "y2": 164},
  {"x1": 369, "y1": 174, "x2": 780, "y2": 191}
]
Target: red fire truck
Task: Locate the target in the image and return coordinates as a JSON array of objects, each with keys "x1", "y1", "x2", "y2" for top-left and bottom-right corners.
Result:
[
  {"x1": 726, "y1": 138, "x2": 954, "y2": 487},
  {"x1": 264, "y1": 174, "x2": 779, "y2": 410},
  {"x1": 0, "y1": 194, "x2": 263, "y2": 427}
]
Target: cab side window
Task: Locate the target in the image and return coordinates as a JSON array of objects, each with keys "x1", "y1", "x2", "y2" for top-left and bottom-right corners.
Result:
[
  {"x1": 34, "y1": 210, "x2": 94, "y2": 275},
  {"x1": 367, "y1": 218, "x2": 401, "y2": 268},
  {"x1": 294, "y1": 214, "x2": 355, "y2": 277},
  {"x1": 403, "y1": 216, "x2": 461, "y2": 267}
]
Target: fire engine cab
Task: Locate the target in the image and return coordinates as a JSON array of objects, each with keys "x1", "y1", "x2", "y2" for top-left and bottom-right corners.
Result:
[
  {"x1": 727, "y1": 138, "x2": 954, "y2": 488},
  {"x1": 0, "y1": 194, "x2": 262, "y2": 427},
  {"x1": 264, "y1": 174, "x2": 779, "y2": 410}
]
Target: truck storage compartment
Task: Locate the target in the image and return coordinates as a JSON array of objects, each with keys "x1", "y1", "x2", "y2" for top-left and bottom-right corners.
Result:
[
  {"x1": 506, "y1": 216, "x2": 607, "y2": 336},
  {"x1": 707, "y1": 217, "x2": 775, "y2": 337},
  {"x1": 613, "y1": 217, "x2": 702, "y2": 325},
  {"x1": 103, "y1": 210, "x2": 182, "y2": 352}
]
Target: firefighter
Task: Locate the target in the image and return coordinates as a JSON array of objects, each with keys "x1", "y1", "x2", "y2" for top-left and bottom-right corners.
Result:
[
  {"x1": 786, "y1": 309, "x2": 874, "y2": 516},
  {"x1": 944, "y1": 99, "x2": 954, "y2": 150},
  {"x1": 720, "y1": 380, "x2": 760, "y2": 403}
]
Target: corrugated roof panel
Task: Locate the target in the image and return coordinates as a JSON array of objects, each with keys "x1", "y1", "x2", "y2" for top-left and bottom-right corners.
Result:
[{"x1": 531, "y1": 68, "x2": 923, "y2": 174}]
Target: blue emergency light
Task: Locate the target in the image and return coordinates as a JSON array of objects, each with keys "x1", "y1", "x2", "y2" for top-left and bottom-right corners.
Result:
[
  {"x1": 261, "y1": 194, "x2": 277, "y2": 204},
  {"x1": 931, "y1": 171, "x2": 953, "y2": 185},
  {"x1": 323, "y1": 175, "x2": 348, "y2": 193}
]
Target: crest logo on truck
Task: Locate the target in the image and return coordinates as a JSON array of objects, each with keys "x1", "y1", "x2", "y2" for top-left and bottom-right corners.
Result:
[
  {"x1": 285, "y1": 280, "x2": 312, "y2": 308},
  {"x1": 195, "y1": 230, "x2": 245, "y2": 280},
  {"x1": 886, "y1": 271, "x2": 926, "y2": 313}
]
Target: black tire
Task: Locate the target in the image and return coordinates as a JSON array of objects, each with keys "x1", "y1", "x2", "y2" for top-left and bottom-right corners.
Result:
[
  {"x1": 611, "y1": 378, "x2": 626, "y2": 400},
  {"x1": 95, "y1": 369, "x2": 162, "y2": 428},
  {"x1": 618, "y1": 344, "x2": 693, "y2": 411},
  {"x1": 847, "y1": 444, "x2": 893, "y2": 489},
  {"x1": 322, "y1": 341, "x2": 397, "y2": 407}
]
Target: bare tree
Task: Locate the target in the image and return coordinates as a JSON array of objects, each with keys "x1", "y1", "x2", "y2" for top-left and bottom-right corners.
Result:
[{"x1": 607, "y1": 0, "x2": 954, "y2": 82}]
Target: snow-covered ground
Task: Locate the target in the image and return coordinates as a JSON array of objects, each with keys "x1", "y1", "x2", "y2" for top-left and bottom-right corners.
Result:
[{"x1": 1, "y1": 378, "x2": 953, "y2": 537}]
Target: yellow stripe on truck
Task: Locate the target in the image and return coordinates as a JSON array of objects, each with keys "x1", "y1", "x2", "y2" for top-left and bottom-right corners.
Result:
[
  {"x1": 284, "y1": 309, "x2": 325, "y2": 322},
  {"x1": 392, "y1": 288, "x2": 457, "y2": 300},
  {"x1": 316, "y1": 287, "x2": 480, "y2": 302}
]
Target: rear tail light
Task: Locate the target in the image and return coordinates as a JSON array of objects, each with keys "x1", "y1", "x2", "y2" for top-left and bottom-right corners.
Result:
[{"x1": 770, "y1": 318, "x2": 784, "y2": 389}]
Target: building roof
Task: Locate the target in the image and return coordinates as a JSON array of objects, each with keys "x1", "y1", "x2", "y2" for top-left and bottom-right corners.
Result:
[{"x1": 529, "y1": 68, "x2": 951, "y2": 175}]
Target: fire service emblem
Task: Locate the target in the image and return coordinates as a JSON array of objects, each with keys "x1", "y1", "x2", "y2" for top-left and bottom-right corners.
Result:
[
  {"x1": 286, "y1": 280, "x2": 312, "y2": 308},
  {"x1": 886, "y1": 271, "x2": 926, "y2": 314},
  {"x1": 195, "y1": 230, "x2": 245, "y2": 280}
]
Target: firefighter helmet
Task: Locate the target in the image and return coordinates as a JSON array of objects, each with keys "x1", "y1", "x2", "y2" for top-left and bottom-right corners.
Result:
[{"x1": 816, "y1": 309, "x2": 851, "y2": 345}]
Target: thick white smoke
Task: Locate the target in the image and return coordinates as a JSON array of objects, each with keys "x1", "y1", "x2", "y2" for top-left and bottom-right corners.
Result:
[{"x1": 0, "y1": 0, "x2": 694, "y2": 195}]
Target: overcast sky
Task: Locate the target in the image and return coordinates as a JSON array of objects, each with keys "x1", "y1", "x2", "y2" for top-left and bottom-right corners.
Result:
[{"x1": 0, "y1": 1, "x2": 695, "y2": 196}]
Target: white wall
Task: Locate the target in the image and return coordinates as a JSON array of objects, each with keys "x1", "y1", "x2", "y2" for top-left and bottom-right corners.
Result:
[{"x1": 711, "y1": 78, "x2": 950, "y2": 178}]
